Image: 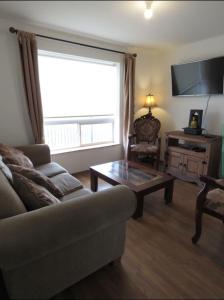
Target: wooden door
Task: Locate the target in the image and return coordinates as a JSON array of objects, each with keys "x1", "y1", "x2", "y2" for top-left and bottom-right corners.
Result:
[
  {"x1": 183, "y1": 155, "x2": 204, "y2": 179},
  {"x1": 167, "y1": 151, "x2": 183, "y2": 176}
]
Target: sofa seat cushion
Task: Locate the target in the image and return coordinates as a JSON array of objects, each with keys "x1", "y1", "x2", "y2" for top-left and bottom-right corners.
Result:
[
  {"x1": 61, "y1": 188, "x2": 92, "y2": 202},
  {"x1": 205, "y1": 188, "x2": 224, "y2": 215},
  {"x1": 51, "y1": 173, "x2": 83, "y2": 196},
  {"x1": 8, "y1": 164, "x2": 63, "y2": 198},
  {"x1": 0, "y1": 171, "x2": 27, "y2": 219},
  {"x1": 12, "y1": 172, "x2": 60, "y2": 211},
  {"x1": 0, "y1": 143, "x2": 33, "y2": 168},
  {"x1": 36, "y1": 162, "x2": 67, "y2": 178}
]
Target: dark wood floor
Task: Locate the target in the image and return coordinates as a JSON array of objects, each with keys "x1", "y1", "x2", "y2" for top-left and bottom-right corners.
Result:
[{"x1": 54, "y1": 172, "x2": 224, "y2": 299}]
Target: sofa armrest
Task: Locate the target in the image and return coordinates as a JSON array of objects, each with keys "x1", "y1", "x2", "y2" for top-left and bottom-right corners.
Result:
[
  {"x1": 0, "y1": 185, "x2": 136, "y2": 270},
  {"x1": 16, "y1": 144, "x2": 51, "y2": 166}
]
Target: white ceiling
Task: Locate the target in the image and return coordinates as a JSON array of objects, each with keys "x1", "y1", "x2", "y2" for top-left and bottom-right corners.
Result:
[{"x1": 0, "y1": 1, "x2": 224, "y2": 48}]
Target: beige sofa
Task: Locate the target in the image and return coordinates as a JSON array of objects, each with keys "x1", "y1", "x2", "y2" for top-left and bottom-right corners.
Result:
[{"x1": 0, "y1": 144, "x2": 136, "y2": 299}]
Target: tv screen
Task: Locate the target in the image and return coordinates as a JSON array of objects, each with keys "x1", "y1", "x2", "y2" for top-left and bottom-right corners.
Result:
[{"x1": 171, "y1": 57, "x2": 224, "y2": 96}]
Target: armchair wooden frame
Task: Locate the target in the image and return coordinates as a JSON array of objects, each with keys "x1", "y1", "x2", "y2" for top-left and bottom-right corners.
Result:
[
  {"x1": 128, "y1": 135, "x2": 161, "y2": 169},
  {"x1": 128, "y1": 113, "x2": 161, "y2": 169},
  {"x1": 192, "y1": 176, "x2": 224, "y2": 244}
]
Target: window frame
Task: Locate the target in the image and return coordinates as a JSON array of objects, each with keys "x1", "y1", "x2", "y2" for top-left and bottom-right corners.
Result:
[{"x1": 38, "y1": 50, "x2": 122, "y2": 153}]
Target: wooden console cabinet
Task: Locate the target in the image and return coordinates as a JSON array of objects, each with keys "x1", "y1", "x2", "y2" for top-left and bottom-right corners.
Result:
[{"x1": 165, "y1": 131, "x2": 221, "y2": 183}]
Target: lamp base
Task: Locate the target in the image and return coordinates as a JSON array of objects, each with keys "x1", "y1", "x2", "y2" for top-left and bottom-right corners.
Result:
[
  {"x1": 141, "y1": 109, "x2": 158, "y2": 121},
  {"x1": 142, "y1": 106, "x2": 153, "y2": 117}
]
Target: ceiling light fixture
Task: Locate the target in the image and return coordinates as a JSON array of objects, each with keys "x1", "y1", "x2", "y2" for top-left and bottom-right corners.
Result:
[{"x1": 144, "y1": 1, "x2": 153, "y2": 20}]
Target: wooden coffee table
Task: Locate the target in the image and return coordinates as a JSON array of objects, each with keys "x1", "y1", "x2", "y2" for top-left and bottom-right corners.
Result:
[{"x1": 90, "y1": 160, "x2": 175, "y2": 219}]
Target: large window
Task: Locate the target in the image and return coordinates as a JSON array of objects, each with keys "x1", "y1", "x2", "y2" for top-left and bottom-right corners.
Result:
[{"x1": 38, "y1": 51, "x2": 120, "y2": 152}]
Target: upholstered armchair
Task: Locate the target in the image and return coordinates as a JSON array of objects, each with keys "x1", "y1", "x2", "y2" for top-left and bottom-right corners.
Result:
[
  {"x1": 128, "y1": 113, "x2": 161, "y2": 169},
  {"x1": 192, "y1": 176, "x2": 224, "y2": 244}
]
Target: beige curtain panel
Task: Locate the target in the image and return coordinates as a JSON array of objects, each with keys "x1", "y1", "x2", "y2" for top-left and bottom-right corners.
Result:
[
  {"x1": 17, "y1": 31, "x2": 44, "y2": 144},
  {"x1": 123, "y1": 54, "x2": 136, "y2": 160}
]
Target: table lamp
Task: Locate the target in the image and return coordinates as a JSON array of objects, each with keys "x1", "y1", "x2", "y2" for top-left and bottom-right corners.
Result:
[{"x1": 144, "y1": 93, "x2": 156, "y2": 116}]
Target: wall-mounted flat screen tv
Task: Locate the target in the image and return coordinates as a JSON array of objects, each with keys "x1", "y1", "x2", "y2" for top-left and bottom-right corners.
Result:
[{"x1": 171, "y1": 57, "x2": 224, "y2": 96}]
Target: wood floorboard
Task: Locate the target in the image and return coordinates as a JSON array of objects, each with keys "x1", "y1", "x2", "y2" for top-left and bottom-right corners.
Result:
[{"x1": 53, "y1": 171, "x2": 224, "y2": 299}]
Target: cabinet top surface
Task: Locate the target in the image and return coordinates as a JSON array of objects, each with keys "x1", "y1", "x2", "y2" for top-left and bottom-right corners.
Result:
[{"x1": 166, "y1": 130, "x2": 221, "y2": 143}]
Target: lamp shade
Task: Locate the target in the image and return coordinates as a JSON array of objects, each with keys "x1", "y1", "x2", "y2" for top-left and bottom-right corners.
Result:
[{"x1": 144, "y1": 93, "x2": 156, "y2": 108}]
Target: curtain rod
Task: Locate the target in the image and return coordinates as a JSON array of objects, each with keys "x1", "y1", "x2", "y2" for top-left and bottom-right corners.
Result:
[{"x1": 9, "y1": 27, "x2": 137, "y2": 57}]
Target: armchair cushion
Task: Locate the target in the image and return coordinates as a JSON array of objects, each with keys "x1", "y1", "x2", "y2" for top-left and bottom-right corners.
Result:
[
  {"x1": 205, "y1": 188, "x2": 224, "y2": 215},
  {"x1": 36, "y1": 162, "x2": 67, "y2": 178},
  {"x1": 133, "y1": 114, "x2": 161, "y2": 144},
  {"x1": 131, "y1": 143, "x2": 158, "y2": 153},
  {"x1": 12, "y1": 172, "x2": 60, "y2": 211},
  {"x1": 200, "y1": 176, "x2": 224, "y2": 190},
  {"x1": 216, "y1": 178, "x2": 224, "y2": 187}
]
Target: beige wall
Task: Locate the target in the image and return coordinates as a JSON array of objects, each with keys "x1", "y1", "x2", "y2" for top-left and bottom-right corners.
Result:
[
  {"x1": 1, "y1": 15, "x2": 223, "y2": 171},
  {"x1": 169, "y1": 38, "x2": 224, "y2": 134},
  {"x1": 0, "y1": 17, "x2": 127, "y2": 173},
  {"x1": 0, "y1": 17, "x2": 161, "y2": 172},
  {"x1": 133, "y1": 35, "x2": 224, "y2": 158},
  {"x1": 0, "y1": 19, "x2": 33, "y2": 145},
  {"x1": 128, "y1": 46, "x2": 173, "y2": 157},
  {"x1": 154, "y1": 34, "x2": 224, "y2": 137}
]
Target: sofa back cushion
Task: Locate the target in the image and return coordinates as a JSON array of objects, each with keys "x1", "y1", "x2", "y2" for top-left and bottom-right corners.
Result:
[
  {"x1": 12, "y1": 172, "x2": 60, "y2": 211},
  {"x1": 0, "y1": 143, "x2": 33, "y2": 168},
  {"x1": 8, "y1": 164, "x2": 63, "y2": 198},
  {"x1": 0, "y1": 170, "x2": 27, "y2": 219}
]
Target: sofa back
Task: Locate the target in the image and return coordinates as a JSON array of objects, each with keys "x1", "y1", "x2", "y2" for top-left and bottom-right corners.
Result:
[
  {"x1": 16, "y1": 144, "x2": 51, "y2": 167},
  {"x1": 0, "y1": 170, "x2": 27, "y2": 219}
]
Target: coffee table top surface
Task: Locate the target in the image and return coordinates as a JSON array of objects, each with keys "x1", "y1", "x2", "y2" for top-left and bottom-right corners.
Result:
[{"x1": 90, "y1": 160, "x2": 174, "y2": 193}]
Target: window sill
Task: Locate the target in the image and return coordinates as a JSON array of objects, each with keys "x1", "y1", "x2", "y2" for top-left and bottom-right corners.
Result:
[{"x1": 51, "y1": 143, "x2": 121, "y2": 155}]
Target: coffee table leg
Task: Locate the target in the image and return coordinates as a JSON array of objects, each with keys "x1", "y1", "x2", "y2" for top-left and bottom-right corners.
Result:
[
  {"x1": 132, "y1": 194, "x2": 144, "y2": 219},
  {"x1": 164, "y1": 180, "x2": 174, "y2": 204},
  {"x1": 90, "y1": 169, "x2": 98, "y2": 192}
]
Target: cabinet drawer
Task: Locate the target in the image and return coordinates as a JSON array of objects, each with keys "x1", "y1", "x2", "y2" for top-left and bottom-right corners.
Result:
[
  {"x1": 168, "y1": 146, "x2": 206, "y2": 159},
  {"x1": 167, "y1": 151, "x2": 183, "y2": 176}
]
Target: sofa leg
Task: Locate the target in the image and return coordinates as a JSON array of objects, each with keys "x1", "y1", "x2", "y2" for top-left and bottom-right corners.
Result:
[
  {"x1": 192, "y1": 210, "x2": 203, "y2": 244},
  {"x1": 0, "y1": 271, "x2": 9, "y2": 300},
  {"x1": 109, "y1": 257, "x2": 122, "y2": 266}
]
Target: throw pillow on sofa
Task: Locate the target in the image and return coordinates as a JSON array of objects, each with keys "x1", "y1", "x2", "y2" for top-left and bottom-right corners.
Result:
[
  {"x1": 8, "y1": 164, "x2": 63, "y2": 198},
  {"x1": 0, "y1": 155, "x2": 13, "y2": 183},
  {"x1": 0, "y1": 143, "x2": 33, "y2": 168},
  {"x1": 12, "y1": 172, "x2": 60, "y2": 211}
]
